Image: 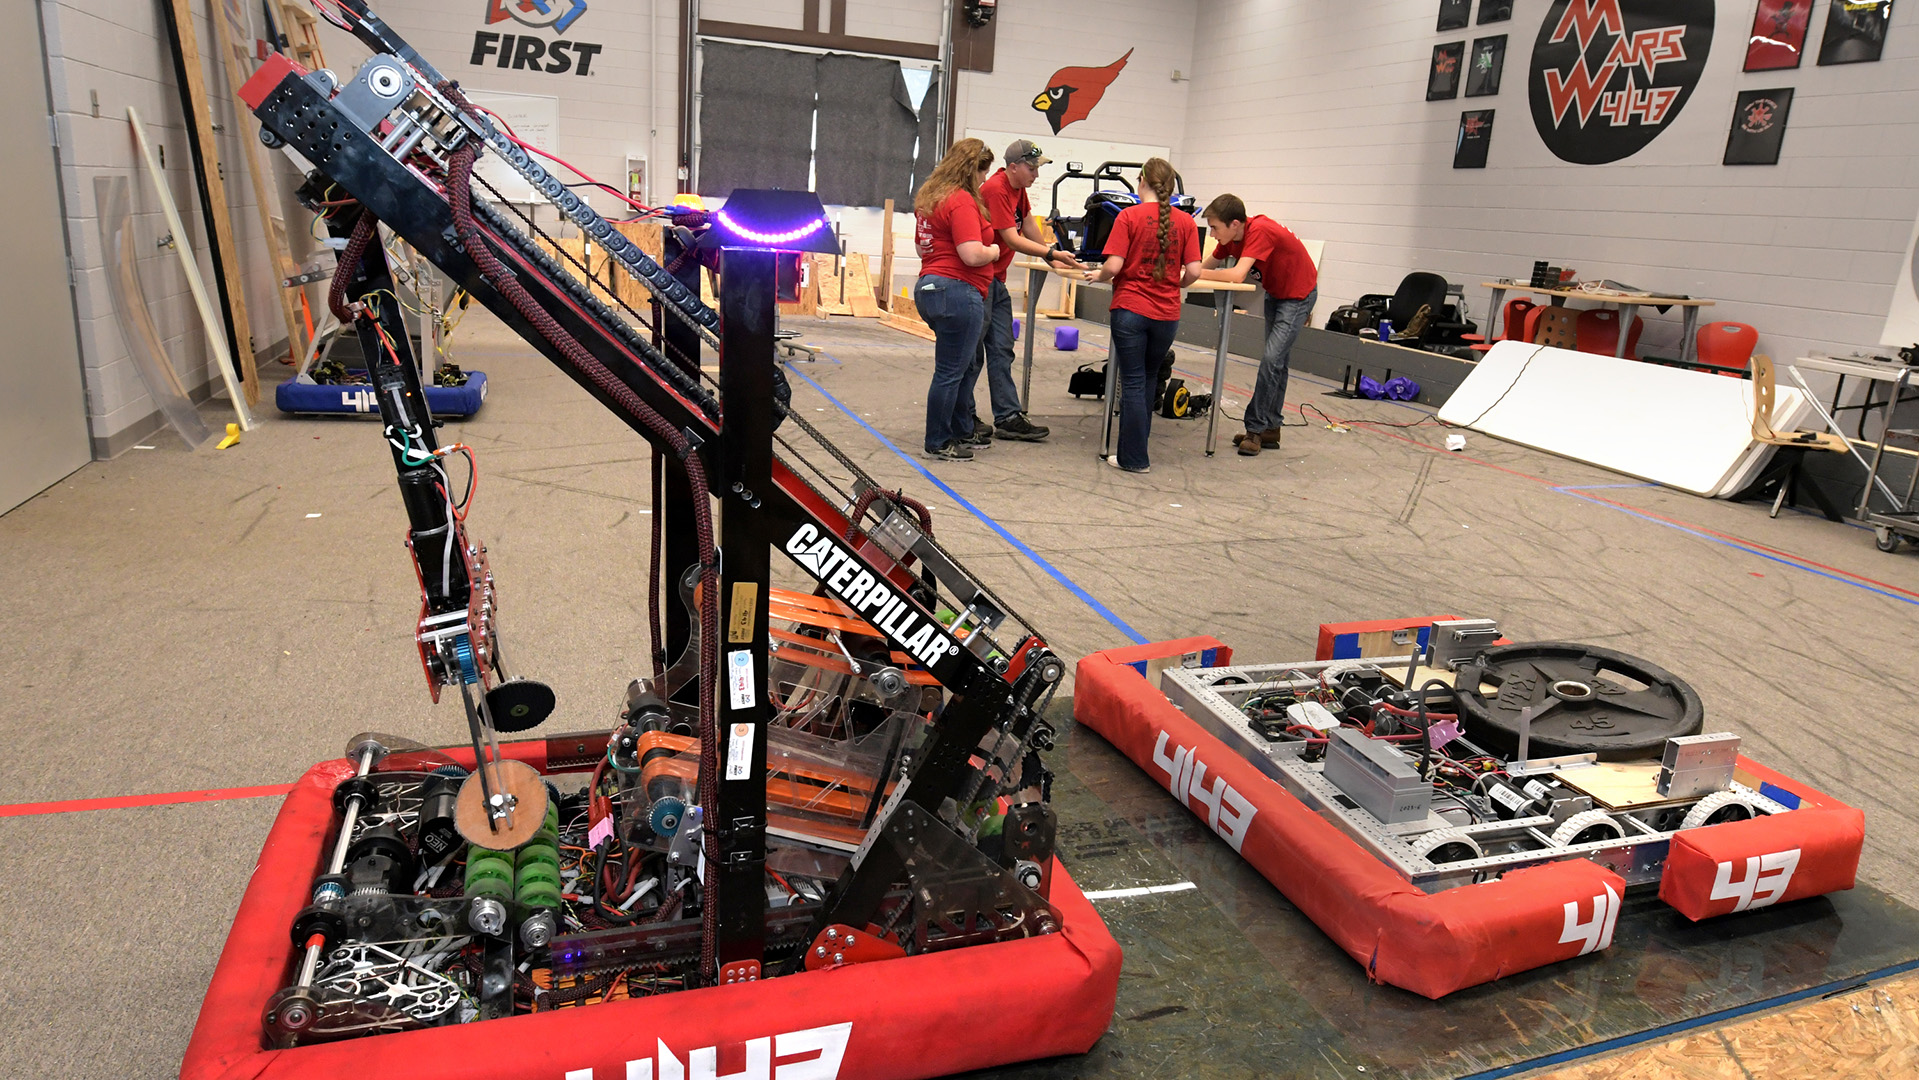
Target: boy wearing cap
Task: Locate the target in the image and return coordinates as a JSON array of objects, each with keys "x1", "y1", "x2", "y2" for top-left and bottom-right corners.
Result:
[
  {"x1": 966, "y1": 139, "x2": 1077, "y2": 444},
  {"x1": 1199, "y1": 195, "x2": 1318, "y2": 457}
]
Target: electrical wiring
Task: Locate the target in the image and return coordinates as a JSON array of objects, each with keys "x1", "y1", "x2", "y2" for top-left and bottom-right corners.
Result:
[
  {"x1": 466, "y1": 103, "x2": 658, "y2": 217},
  {"x1": 1297, "y1": 401, "x2": 1448, "y2": 431}
]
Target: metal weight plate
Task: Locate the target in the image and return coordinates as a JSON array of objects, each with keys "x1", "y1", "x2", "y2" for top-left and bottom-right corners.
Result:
[
  {"x1": 485, "y1": 679, "x2": 556, "y2": 732},
  {"x1": 1451, "y1": 642, "x2": 1703, "y2": 762}
]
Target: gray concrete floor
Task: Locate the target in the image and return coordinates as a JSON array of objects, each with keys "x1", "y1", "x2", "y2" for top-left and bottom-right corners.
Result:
[{"x1": 2, "y1": 309, "x2": 1916, "y2": 1078}]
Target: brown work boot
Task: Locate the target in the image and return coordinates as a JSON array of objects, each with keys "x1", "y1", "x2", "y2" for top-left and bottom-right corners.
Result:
[{"x1": 1234, "y1": 429, "x2": 1281, "y2": 455}]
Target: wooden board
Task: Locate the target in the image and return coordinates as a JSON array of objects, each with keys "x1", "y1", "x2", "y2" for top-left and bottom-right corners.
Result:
[
  {"x1": 159, "y1": 0, "x2": 259, "y2": 405},
  {"x1": 842, "y1": 253, "x2": 880, "y2": 318},
  {"x1": 538, "y1": 236, "x2": 615, "y2": 306},
  {"x1": 813, "y1": 253, "x2": 850, "y2": 316},
  {"x1": 879, "y1": 285, "x2": 936, "y2": 341},
  {"x1": 213, "y1": 0, "x2": 304, "y2": 366},
  {"x1": 877, "y1": 199, "x2": 895, "y2": 313},
  {"x1": 277, "y1": 1, "x2": 326, "y2": 71},
  {"x1": 1537, "y1": 970, "x2": 1919, "y2": 1079},
  {"x1": 1377, "y1": 663, "x2": 1498, "y2": 696},
  {"x1": 608, "y1": 220, "x2": 665, "y2": 312},
  {"x1": 1438, "y1": 341, "x2": 1817, "y2": 498},
  {"x1": 1038, "y1": 276, "x2": 1076, "y2": 319},
  {"x1": 1552, "y1": 761, "x2": 1679, "y2": 810}
]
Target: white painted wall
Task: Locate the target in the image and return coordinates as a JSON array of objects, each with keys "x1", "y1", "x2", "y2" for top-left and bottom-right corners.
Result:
[
  {"x1": 41, "y1": 0, "x2": 286, "y2": 453},
  {"x1": 315, "y1": 0, "x2": 681, "y2": 213},
  {"x1": 951, "y1": 0, "x2": 1196, "y2": 159},
  {"x1": 1179, "y1": 0, "x2": 1919, "y2": 372}
]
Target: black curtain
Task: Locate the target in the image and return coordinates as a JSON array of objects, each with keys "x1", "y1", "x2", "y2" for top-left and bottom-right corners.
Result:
[
  {"x1": 912, "y1": 91, "x2": 941, "y2": 208},
  {"x1": 697, "y1": 42, "x2": 815, "y2": 196},
  {"x1": 815, "y1": 54, "x2": 921, "y2": 208}
]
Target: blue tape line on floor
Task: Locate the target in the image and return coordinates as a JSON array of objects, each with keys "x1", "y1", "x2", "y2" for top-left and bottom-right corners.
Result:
[
  {"x1": 1554, "y1": 487, "x2": 1919, "y2": 607},
  {"x1": 1455, "y1": 957, "x2": 1919, "y2": 1080},
  {"x1": 783, "y1": 364, "x2": 1150, "y2": 645}
]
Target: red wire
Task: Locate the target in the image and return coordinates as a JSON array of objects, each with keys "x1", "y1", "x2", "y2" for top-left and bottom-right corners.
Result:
[
  {"x1": 1374, "y1": 702, "x2": 1457, "y2": 720},
  {"x1": 468, "y1": 105, "x2": 658, "y2": 216}
]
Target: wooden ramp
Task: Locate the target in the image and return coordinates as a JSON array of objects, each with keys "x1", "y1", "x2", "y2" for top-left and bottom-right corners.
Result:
[{"x1": 1531, "y1": 969, "x2": 1919, "y2": 1080}]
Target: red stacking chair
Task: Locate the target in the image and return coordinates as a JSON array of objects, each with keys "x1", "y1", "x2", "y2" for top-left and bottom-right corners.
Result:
[
  {"x1": 1461, "y1": 297, "x2": 1538, "y2": 354},
  {"x1": 1697, "y1": 321, "x2": 1758, "y2": 374},
  {"x1": 1575, "y1": 308, "x2": 1643, "y2": 359}
]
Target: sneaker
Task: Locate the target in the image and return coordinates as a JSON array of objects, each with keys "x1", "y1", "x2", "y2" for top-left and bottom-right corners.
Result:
[
  {"x1": 965, "y1": 422, "x2": 994, "y2": 448},
  {"x1": 1105, "y1": 455, "x2": 1150, "y2": 474},
  {"x1": 994, "y1": 414, "x2": 1050, "y2": 442},
  {"x1": 923, "y1": 441, "x2": 974, "y2": 462}
]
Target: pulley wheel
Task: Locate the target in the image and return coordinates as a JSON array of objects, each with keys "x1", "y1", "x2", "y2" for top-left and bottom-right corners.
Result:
[
  {"x1": 1452, "y1": 642, "x2": 1703, "y2": 762},
  {"x1": 455, "y1": 759, "x2": 551, "y2": 849},
  {"x1": 486, "y1": 679, "x2": 556, "y2": 732}
]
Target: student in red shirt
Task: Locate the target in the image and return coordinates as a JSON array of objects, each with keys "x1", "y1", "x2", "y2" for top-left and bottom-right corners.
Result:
[
  {"x1": 913, "y1": 138, "x2": 1000, "y2": 461},
  {"x1": 1085, "y1": 158, "x2": 1202, "y2": 474},
  {"x1": 1199, "y1": 195, "x2": 1318, "y2": 457},
  {"x1": 972, "y1": 140, "x2": 1077, "y2": 445}
]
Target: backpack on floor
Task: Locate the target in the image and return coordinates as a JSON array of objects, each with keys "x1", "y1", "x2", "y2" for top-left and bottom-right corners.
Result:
[{"x1": 1068, "y1": 362, "x2": 1106, "y2": 398}]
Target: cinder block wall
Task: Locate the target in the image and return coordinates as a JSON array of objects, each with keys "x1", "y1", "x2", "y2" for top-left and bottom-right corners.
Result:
[
  {"x1": 41, "y1": 0, "x2": 286, "y2": 457},
  {"x1": 1178, "y1": 0, "x2": 1919, "y2": 382}
]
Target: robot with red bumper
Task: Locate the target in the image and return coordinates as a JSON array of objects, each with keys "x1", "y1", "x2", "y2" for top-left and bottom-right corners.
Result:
[{"x1": 180, "y1": 6, "x2": 1118, "y2": 1076}]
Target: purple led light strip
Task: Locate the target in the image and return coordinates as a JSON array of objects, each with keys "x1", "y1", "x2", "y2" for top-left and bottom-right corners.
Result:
[{"x1": 715, "y1": 207, "x2": 827, "y2": 245}]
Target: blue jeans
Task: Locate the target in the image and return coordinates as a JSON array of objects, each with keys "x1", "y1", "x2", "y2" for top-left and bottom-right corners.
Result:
[
  {"x1": 916, "y1": 275, "x2": 986, "y2": 452},
  {"x1": 1245, "y1": 288, "x2": 1317, "y2": 434},
  {"x1": 1109, "y1": 308, "x2": 1179, "y2": 471},
  {"x1": 965, "y1": 278, "x2": 1023, "y2": 426}
]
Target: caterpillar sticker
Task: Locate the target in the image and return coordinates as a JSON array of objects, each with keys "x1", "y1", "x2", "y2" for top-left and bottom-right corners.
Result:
[{"x1": 781, "y1": 523, "x2": 963, "y2": 678}]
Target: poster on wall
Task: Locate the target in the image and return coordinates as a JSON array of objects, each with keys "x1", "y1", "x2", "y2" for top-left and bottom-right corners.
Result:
[
  {"x1": 1466, "y1": 36, "x2": 1507, "y2": 96},
  {"x1": 1723, "y1": 88, "x2": 1794, "y2": 164},
  {"x1": 1817, "y1": 0, "x2": 1894, "y2": 64},
  {"x1": 1745, "y1": 0, "x2": 1815, "y2": 70},
  {"x1": 1439, "y1": 0, "x2": 1472, "y2": 31},
  {"x1": 1429, "y1": 42, "x2": 1466, "y2": 99},
  {"x1": 1455, "y1": 110, "x2": 1496, "y2": 168},
  {"x1": 1479, "y1": 0, "x2": 1515, "y2": 23},
  {"x1": 1529, "y1": 0, "x2": 1715, "y2": 165}
]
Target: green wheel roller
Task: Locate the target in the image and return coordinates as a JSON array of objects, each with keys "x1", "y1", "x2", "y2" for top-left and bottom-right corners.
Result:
[
  {"x1": 516, "y1": 842, "x2": 560, "y2": 870},
  {"x1": 464, "y1": 851, "x2": 514, "y2": 894},
  {"x1": 515, "y1": 878, "x2": 563, "y2": 909},
  {"x1": 516, "y1": 861, "x2": 562, "y2": 891},
  {"x1": 467, "y1": 874, "x2": 513, "y2": 902}
]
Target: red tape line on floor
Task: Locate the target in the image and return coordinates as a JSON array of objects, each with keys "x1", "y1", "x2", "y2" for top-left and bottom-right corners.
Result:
[
  {"x1": 0, "y1": 783, "x2": 296, "y2": 818},
  {"x1": 1163, "y1": 356, "x2": 1919, "y2": 604}
]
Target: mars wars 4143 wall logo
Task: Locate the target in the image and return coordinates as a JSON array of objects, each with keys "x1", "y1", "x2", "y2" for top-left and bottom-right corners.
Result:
[{"x1": 1528, "y1": 0, "x2": 1713, "y2": 164}]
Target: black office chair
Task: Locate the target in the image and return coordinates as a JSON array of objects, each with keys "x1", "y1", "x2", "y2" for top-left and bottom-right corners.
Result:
[{"x1": 1355, "y1": 272, "x2": 1476, "y2": 347}]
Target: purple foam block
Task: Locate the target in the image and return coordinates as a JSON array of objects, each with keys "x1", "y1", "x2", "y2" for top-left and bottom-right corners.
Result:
[
  {"x1": 1012, "y1": 317, "x2": 1022, "y2": 342},
  {"x1": 1054, "y1": 326, "x2": 1079, "y2": 351}
]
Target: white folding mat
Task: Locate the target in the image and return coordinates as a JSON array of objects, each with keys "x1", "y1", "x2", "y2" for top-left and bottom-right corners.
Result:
[{"x1": 1437, "y1": 342, "x2": 1815, "y2": 497}]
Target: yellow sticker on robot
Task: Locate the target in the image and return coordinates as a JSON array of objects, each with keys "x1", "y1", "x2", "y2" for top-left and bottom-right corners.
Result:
[{"x1": 728, "y1": 582, "x2": 758, "y2": 643}]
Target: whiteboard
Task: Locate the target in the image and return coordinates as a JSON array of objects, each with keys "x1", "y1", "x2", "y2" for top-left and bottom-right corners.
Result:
[
  {"x1": 465, "y1": 89, "x2": 560, "y2": 204},
  {"x1": 1437, "y1": 341, "x2": 1812, "y2": 497},
  {"x1": 1882, "y1": 211, "x2": 1919, "y2": 346}
]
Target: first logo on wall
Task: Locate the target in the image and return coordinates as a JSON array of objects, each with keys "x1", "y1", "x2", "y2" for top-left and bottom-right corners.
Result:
[
  {"x1": 472, "y1": 0, "x2": 602, "y2": 75},
  {"x1": 1528, "y1": 0, "x2": 1712, "y2": 164}
]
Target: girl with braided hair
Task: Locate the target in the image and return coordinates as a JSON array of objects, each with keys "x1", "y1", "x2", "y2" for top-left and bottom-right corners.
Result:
[{"x1": 1086, "y1": 157, "x2": 1201, "y2": 473}]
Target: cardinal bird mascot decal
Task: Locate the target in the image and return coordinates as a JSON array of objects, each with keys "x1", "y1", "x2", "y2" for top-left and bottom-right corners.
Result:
[{"x1": 1032, "y1": 49, "x2": 1132, "y2": 134}]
